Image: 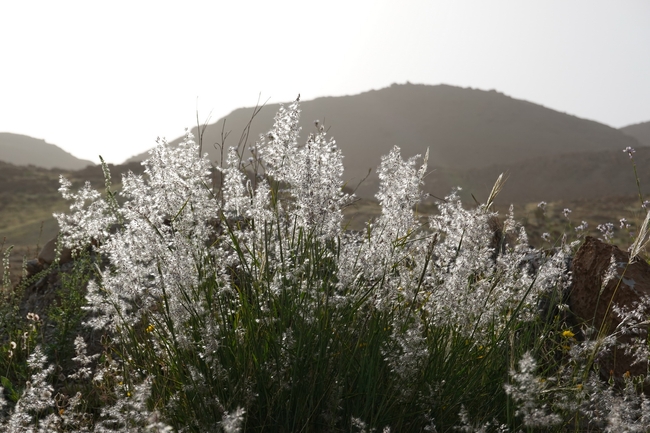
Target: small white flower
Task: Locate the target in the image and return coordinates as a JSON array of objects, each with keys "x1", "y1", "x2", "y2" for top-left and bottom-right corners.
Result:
[{"x1": 575, "y1": 221, "x2": 588, "y2": 233}]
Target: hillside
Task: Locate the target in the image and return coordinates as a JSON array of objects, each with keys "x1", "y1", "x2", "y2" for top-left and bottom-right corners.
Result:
[
  {"x1": 126, "y1": 83, "x2": 640, "y2": 198},
  {"x1": 2, "y1": 149, "x2": 648, "y2": 288},
  {"x1": 621, "y1": 121, "x2": 650, "y2": 147},
  {"x1": 0, "y1": 160, "x2": 144, "y2": 252},
  {"x1": 0, "y1": 132, "x2": 94, "y2": 170},
  {"x1": 422, "y1": 146, "x2": 650, "y2": 205},
  {"x1": 2, "y1": 155, "x2": 645, "y2": 282}
]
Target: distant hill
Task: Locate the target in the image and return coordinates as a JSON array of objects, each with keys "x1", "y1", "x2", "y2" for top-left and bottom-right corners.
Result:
[
  {"x1": 425, "y1": 146, "x2": 650, "y2": 205},
  {"x1": 0, "y1": 133, "x2": 94, "y2": 170},
  {"x1": 621, "y1": 121, "x2": 650, "y2": 147},
  {"x1": 125, "y1": 83, "x2": 640, "y2": 198}
]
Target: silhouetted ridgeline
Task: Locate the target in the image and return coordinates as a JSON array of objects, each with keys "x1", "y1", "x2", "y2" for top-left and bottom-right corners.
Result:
[
  {"x1": 126, "y1": 83, "x2": 642, "y2": 199},
  {"x1": 0, "y1": 133, "x2": 95, "y2": 170}
]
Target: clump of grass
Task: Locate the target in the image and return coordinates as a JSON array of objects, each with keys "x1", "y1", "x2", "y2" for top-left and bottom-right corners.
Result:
[{"x1": 0, "y1": 101, "x2": 648, "y2": 432}]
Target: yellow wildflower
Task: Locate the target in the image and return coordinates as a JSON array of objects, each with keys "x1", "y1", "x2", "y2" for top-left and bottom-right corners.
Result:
[{"x1": 561, "y1": 330, "x2": 575, "y2": 338}]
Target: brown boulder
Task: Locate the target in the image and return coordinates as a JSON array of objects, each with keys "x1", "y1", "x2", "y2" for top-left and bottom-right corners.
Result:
[
  {"x1": 38, "y1": 234, "x2": 73, "y2": 265},
  {"x1": 570, "y1": 236, "x2": 650, "y2": 381},
  {"x1": 24, "y1": 259, "x2": 44, "y2": 277}
]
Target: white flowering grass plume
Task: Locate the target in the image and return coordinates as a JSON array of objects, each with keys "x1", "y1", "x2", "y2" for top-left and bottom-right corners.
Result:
[{"x1": 4, "y1": 100, "x2": 647, "y2": 432}]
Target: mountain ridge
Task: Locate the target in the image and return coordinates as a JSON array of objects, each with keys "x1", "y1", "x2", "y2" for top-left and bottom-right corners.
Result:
[
  {"x1": 125, "y1": 83, "x2": 641, "y2": 198},
  {"x1": 0, "y1": 133, "x2": 95, "y2": 170}
]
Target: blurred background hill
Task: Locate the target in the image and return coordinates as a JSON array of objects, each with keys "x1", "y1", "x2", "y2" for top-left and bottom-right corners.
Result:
[
  {"x1": 621, "y1": 121, "x2": 650, "y2": 147},
  {"x1": 125, "y1": 83, "x2": 642, "y2": 200},
  {"x1": 0, "y1": 133, "x2": 95, "y2": 170},
  {"x1": 1, "y1": 84, "x2": 649, "y2": 267}
]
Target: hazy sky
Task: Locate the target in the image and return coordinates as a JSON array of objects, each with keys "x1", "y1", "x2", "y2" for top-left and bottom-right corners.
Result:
[{"x1": 1, "y1": 0, "x2": 649, "y2": 164}]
